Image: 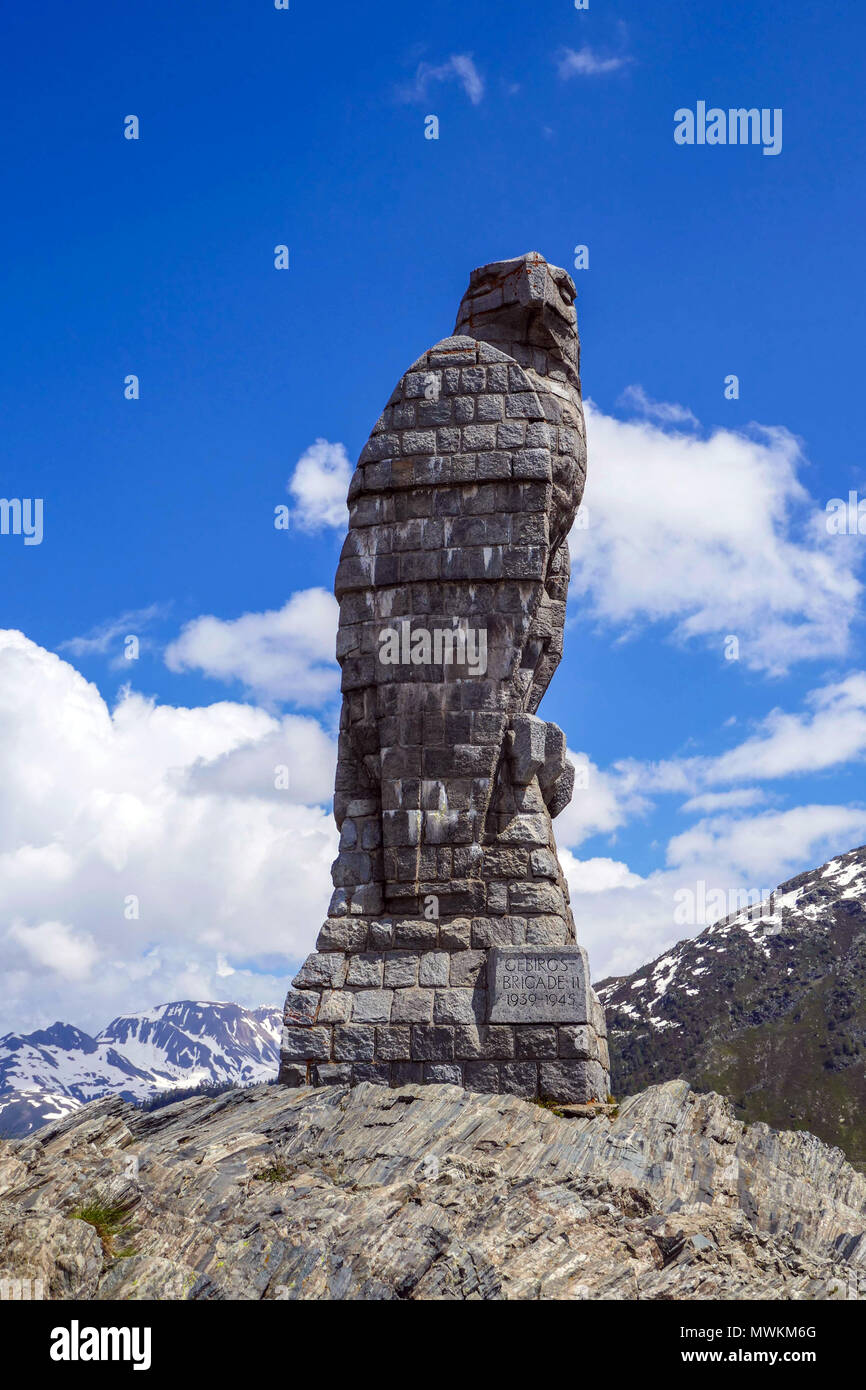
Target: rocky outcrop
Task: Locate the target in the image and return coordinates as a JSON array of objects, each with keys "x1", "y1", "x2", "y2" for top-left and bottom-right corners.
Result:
[
  {"x1": 2, "y1": 1078, "x2": 865, "y2": 1299},
  {"x1": 599, "y1": 844, "x2": 866, "y2": 1164}
]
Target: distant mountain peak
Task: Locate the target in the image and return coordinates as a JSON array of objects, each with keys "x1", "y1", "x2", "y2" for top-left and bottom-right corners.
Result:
[
  {"x1": 0, "y1": 1021, "x2": 98, "y2": 1054},
  {"x1": 0, "y1": 1000, "x2": 282, "y2": 1138}
]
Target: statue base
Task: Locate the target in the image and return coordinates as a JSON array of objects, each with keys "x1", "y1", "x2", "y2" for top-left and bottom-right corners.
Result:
[{"x1": 278, "y1": 915, "x2": 609, "y2": 1102}]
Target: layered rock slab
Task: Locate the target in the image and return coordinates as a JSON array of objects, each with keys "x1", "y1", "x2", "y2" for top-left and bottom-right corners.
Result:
[{"x1": 2, "y1": 1080, "x2": 866, "y2": 1300}]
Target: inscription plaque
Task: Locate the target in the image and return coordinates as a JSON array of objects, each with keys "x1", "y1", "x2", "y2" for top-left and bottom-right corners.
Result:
[{"x1": 487, "y1": 945, "x2": 591, "y2": 1024}]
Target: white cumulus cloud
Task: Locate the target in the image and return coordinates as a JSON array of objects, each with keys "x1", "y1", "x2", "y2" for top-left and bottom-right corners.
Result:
[
  {"x1": 679, "y1": 788, "x2": 766, "y2": 815},
  {"x1": 614, "y1": 673, "x2": 866, "y2": 799},
  {"x1": 0, "y1": 630, "x2": 337, "y2": 1033},
  {"x1": 8, "y1": 920, "x2": 100, "y2": 982},
  {"x1": 553, "y1": 752, "x2": 649, "y2": 849},
  {"x1": 667, "y1": 804, "x2": 866, "y2": 883},
  {"x1": 704, "y1": 673, "x2": 866, "y2": 782},
  {"x1": 164, "y1": 588, "x2": 340, "y2": 706},
  {"x1": 287, "y1": 438, "x2": 352, "y2": 532},
  {"x1": 570, "y1": 404, "x2": 862, "y2": 673}
]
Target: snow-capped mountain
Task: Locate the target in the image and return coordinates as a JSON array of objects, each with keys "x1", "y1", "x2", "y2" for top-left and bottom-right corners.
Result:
[
  {"x1": 598, "y1": 844, "x2": 866, "y2": 1163},
  {"x1": 0, "y1": 1001, "x2": 282, "y2": 1138}
]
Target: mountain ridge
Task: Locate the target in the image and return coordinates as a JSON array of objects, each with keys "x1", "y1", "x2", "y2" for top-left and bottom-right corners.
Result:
[
  {"x1": 0, "y1": 1000, "x2": 281, "y2": 1138},
  {"x1": 599, "y1": 842, "x2": 866, "y2": 1162}
]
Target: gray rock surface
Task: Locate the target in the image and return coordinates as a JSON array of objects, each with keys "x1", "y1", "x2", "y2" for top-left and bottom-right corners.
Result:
[{"x1": 2, "y1": 1079, "x2": 865, "y2": 1300}]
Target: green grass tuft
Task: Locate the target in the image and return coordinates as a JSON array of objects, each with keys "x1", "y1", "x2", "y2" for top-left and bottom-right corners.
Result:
[
  {"x1": 252, "y1": 1158, "x2": 294, "y2": 1183},
  {"x1": 70, "y1": 1196, "x2": 138, "y2": 1258}
]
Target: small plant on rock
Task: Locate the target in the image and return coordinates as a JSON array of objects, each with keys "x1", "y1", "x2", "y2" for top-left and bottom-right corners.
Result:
[
  {"x1": 70, "y1": 1194, "x2": 138, "y2": 1258},
  {"x1": 252, "y1": 1157, "x2": 294, "y2": 1183}
]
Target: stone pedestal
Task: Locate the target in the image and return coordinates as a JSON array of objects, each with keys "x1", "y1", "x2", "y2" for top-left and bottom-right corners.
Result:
[{"x1": 279, "y1": 919, "x2": 608, "y2": 1100}]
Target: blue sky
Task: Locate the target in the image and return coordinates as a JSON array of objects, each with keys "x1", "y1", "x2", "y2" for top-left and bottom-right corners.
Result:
[{"x1": 2, "y1": 0, "x2": 866, "y2": 1031}]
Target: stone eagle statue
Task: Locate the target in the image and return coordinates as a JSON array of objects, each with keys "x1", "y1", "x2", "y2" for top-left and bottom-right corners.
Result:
[{"x1": 281, "y1": 253, "x2": 608, "y2": 1104}]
